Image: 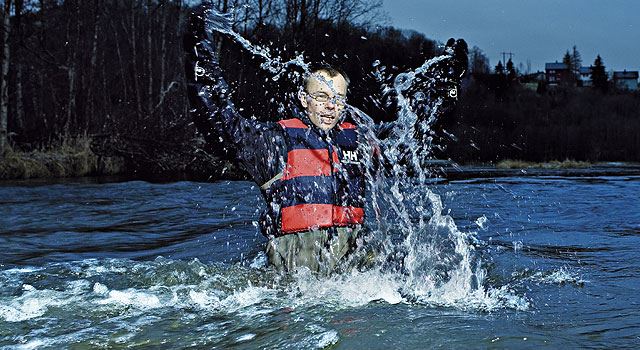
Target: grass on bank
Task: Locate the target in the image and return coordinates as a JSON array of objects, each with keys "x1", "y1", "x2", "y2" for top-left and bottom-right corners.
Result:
[
  {"x1": 496, "y1": 159, "x2": 592, "y2": 169},
  {"x1": 0, "y1": 137, "x2": 124, "y2": 180}
]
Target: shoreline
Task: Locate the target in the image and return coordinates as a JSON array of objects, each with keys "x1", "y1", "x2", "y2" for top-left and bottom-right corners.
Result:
[
  {"x1": 2, "y1": 157, "x2": 639, "y2": 185},
  {"x1": 436, "y1": 161, "x2": 640, "y2": 180},
  {"x1": 0, "y1": 147, "x2": 125, "y2": 181},
  {"x1": 0, "y1": 136, "x2": 248, "y2": 183}
]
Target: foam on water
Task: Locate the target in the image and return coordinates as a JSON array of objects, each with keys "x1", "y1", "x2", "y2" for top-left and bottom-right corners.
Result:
[
  {"x1": 310, "y1": 329, "x2": 340, "y2": 349},
  {"x1": 0, "y1": 281, "x2": 82, "y2": 322},
  {"x1": 475, "y1": 215, "x2": 488, "y2": 230},
  {"x1": 12, "y1": 339, "x2": 47, "y2": 350},
  {"x1": 97, "y1": 289, "x2": 163, "y2": 309},
  {"x1": 218, "y1": 285, "x2": 278, "y2": 313},
  {"x1": 0, "y1": 257, "x2": 534, "y2": 348},
  {"x1": 235, "y1": 333, "x2": 256, "y2": 342},
  {"x1": 290, "y1": 268, "x2": 404, "y2": 307},
  {"x1": 1, "y1": 267, "x2": 43, "y2": 275},
  {"x1": 530, "y1": 267, "x2": 586, "y2": 286}
]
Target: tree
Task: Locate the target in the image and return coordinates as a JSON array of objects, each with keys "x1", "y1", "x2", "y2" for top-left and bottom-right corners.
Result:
[
  {"x1": 562, "y1": 51, "x2": 572, "y2": 69},
  {"x1": 570, "y1": 45, "x2": 582, "y2": 76},
  {"x1": 328, "y1": 0, "x2": 384, "y2": 28},
  {"x1": 591, "y1": 54, "x2": 608, "y2": 93},
  {"x1": 14, "y1": 0, "x2": 24, "y2": 131},
  {"x1": 469, "y1": 46, "x2": 489, "y2": 74},
  {"x1": 562, "y1": 50, "x2": 576, "y2": 84},
  {"x1": 0, "y1": 0, "x2": 448, "y2": 161},
  {"x1": 0, "y1": 0, "x2": 12, "y2": 154},
  {"x1": 506, "y1": 58, "x2": 517, "y2": 81},
  {"x1": 495, "y1": 60, "x2": 504, "y2": 75},
  {"x1": 562, "y1": 50, "x2": 574, "y2": 73}
]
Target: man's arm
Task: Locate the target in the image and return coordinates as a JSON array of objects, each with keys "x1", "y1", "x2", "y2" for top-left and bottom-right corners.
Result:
[{"x1": 184, "y1": 6, "x2": 285, "y2": 185}]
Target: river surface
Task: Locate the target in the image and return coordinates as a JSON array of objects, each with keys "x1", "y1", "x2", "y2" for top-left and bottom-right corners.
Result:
[{"x1": 1, "y1": 171, "x2": 640, "y2": 349}]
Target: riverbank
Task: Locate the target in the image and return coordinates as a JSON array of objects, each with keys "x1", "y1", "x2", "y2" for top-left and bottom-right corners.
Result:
[
  {"x1": 0, "y1": 136, "x2": 249, "y2": 182},
  {"x1": 0, "y1": 140, "x2": 125, "y2": 180},
  {"x1": 437, "y1": 161, "x2": 640, "y2": 180},
  {"x1": 3, "y1": 150, "x2": 640, "y2": 182},
  {"x1": 495, "y1": 159, "x2": 592, "y2": 169}
]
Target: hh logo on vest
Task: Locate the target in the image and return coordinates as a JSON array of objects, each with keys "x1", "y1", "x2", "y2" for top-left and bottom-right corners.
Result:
[{"x1": 341, "y1": 150, "x2": 359, "y2": 164}]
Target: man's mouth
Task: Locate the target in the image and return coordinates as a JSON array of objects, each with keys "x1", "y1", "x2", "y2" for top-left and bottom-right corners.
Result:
[{"x1": 319, "y1": 114, "x2": 337, "y2": 125}]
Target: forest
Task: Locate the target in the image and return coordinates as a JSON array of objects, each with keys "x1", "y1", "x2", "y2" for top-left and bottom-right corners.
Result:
[{"x1": 1, "y1": 0, "x2": 638, "y2": 180}]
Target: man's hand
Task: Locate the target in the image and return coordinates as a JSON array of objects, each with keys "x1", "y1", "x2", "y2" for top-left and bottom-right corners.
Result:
[
  {"x1": 184, "y1": 6, "x2": 231, "y2": 107},
  {"x1": 441, "y1": 38, "x2": 468, "y2": 99},
  {"x1": 399, "y1": 38, "x2": 468, "y2": 121},
  {"x1": 396, "y1": 38, "x2": 468, "y2": 159},
  {"x1": 406, "y1": 38, "x2": 468, "y2": 104},
  {"x1": 184, "y1": 4, "x2": 240, "y2": 155},
  {"x1": 444, "y1": 38, "x2": 469, "y2": 82}
]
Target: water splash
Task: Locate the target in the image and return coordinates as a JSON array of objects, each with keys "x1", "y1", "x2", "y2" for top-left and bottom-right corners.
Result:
[
  {"x1": 0, "y1": 257, "x2": 528, "y2": 350},
  {"x1": 199, "y1": 7, "x2": 309, "y2": 79},
  {"x1": 0, "y1": 259, "x2": 347, "y2": 348},
  {"x1": 196, "y1": 8, "x2": 522, "y2": 311}
]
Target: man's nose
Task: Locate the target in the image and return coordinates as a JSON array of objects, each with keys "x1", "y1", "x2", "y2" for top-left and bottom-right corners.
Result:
[{"x1": 325, "y1": 99, "x2": 336, "y2": 109}]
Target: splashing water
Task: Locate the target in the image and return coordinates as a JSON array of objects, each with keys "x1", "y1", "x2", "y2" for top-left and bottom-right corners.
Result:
[
  {"x1": 198, "y1": 8, "x2": 309, "y2": 80},
  {"x1": 195, "y1": 8, "x2": 526, "y2": 311}
]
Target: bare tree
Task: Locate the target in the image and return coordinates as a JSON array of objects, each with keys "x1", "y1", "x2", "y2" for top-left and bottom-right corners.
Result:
[
  {"x1": 14, "y1": 0, "x2": 23, "y2": 131},
  {"x1": 0, "y1": 0, "x2": 429, "y2": 161},
  {"x1": 469, "y1": 46, "x2": 490, "y2": 74},
  {"x1": 158, "y1": 0, "x2": 167, "y2": 119},
  {"x1": 62, "y1": 0, "x2": 80, "y2": 137},
  {"x1": 108, "y1": 3, "x2": 128, "y2": 104},
  {"x1": 0, "y1": 0, "x2": 12, "y2": 154},
  {"x1": 328, "y1": 0, "x2": 383, "y2": 28},
  {"x1": 86, "y1": 0, "x2": 101, "y2": 129},
  {"x1": 130, "y1": 0, "x2": 142, "y2": 120},
  {"x1": 146, "y1": 0, "x2": 153, "y2": 116}
]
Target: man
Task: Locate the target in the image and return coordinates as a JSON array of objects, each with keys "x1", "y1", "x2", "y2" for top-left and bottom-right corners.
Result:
[{"x1": 184, "y1": 7, "x2": 467, "y2": 273}]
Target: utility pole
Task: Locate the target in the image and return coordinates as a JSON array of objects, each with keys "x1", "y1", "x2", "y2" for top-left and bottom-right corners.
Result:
[{"x1": 501, "y1": 52, "x2": 514, "y2": 65}]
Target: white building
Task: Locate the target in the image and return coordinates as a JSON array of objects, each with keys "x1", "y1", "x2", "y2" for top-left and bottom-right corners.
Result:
[
  {"x1": 613, "y1": 71, "x2": 639, "y2": 90},
  {"x1": 578, "y1": 66, "x2": 593, "y2": 87}
]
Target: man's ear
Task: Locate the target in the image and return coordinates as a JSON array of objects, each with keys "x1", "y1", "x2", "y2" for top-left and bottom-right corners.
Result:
[{"x1": 298, "y1": 90, "x2": 308, "y2": 108}]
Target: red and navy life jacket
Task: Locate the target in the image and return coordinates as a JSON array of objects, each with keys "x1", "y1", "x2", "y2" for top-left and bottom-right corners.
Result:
[{"x1": 261, "y1": 118, "x2": 366, "y2": 236}]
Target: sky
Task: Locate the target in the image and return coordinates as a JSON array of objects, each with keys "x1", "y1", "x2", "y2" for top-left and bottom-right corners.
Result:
[{"x1": 382, "y1": 0, "x2": 640, "y2": 73}]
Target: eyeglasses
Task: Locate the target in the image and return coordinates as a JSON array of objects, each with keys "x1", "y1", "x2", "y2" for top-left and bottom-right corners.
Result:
[{"x1": 305, "y1": 91, "x2": 347, "y2": 106}]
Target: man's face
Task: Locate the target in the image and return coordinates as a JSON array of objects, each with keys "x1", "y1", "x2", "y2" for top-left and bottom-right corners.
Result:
[{"x1": 299, "y1": 71, "x2": 348, "y2": 131}]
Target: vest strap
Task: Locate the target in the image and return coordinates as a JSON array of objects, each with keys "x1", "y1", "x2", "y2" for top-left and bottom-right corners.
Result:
[{"x1": 261, "y1": 171, "x2": 283, "y2": 190}]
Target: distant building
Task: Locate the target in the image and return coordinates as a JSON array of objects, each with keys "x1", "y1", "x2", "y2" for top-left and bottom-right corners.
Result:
[
  {"x1": 520, "y1": 71, "x2": 546, "y2": 91},
  {"x1": 578, "y1": 66, "x2": 593, "y2": 87},
  {"x1": 612, "y1": 70, "x2": 639, "y2": 90},
  {"x1": 522, "y1": 72, "x2": 546, "y2": 82},
  {"x1": 545, "y1": 62, "x2": 572, "y2": 85}
]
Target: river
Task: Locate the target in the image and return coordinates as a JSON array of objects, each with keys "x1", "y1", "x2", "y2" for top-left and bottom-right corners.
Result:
[{"x1": 1, "y1": 171, "x2": 639, "y2": 348}]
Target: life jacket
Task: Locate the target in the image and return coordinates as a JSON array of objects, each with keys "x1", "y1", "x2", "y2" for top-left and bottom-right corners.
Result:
[{"x1": 261, "y1": 117, "x2": 366, "y2": 236}]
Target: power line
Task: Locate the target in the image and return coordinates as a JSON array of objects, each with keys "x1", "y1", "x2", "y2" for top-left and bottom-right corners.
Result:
[{"x1": 501, "y1": 51, "x2": 515, "y2": 64}]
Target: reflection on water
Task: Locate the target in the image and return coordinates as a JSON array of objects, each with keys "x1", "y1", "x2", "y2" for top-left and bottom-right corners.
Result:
[{"x1": 2, "y1": 175, "x2": 640, "y2": 348}]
